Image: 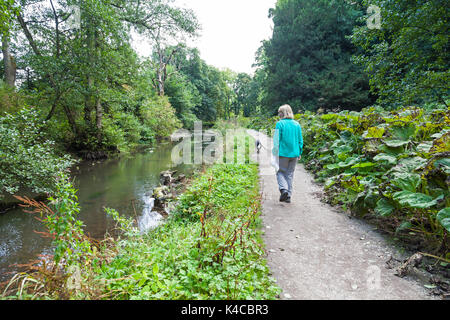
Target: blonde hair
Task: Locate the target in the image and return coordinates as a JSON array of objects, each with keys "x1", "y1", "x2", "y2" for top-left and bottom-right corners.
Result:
[{"x1": 278, "y1": 104, "x2": 294, "y2": 119}]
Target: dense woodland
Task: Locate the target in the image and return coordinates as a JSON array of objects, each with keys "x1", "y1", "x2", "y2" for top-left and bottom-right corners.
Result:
[{"x1": 0, "y1": 0, "x2": 449, "y2": 300}]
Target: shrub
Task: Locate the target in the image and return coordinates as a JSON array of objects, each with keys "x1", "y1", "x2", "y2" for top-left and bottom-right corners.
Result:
[
  {"x1": 0, "y1": 81, "x2": 25, "y2": 115},
  {"x1": 0, "y1": 108, "x2": 75, "y2": 199},
  {"x1": 298, "y1": 106, "x2": 450, "y2": 254},
  {"x1": 140, "y1": 95, "x2": 182, "y2": 139}
]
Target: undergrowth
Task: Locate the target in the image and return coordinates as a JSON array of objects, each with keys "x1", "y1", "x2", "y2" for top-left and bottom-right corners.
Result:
[
  {"x1": 1, "y1": 130, "x2": 280, "y2": 300},
  {"x1": 96, "y1": 163, "x2": 279, "y2": 300}
]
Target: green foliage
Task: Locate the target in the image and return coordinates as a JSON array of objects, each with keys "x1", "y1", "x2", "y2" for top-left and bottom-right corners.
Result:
[
  {"x1": 174, "y1": 164, "x2": 256, "y2": 221},
  {"x1": 170, "y1": 47, "x2": 232, "y2": 122},
  {"x1": 298, "y1": 106, "x2": 450, "y2": 252},
  {"x1": 0, "y1": 0, "x2": 18, "y2": 35},
  {"x1": 437, "y1": 208, "x2": 450, "y2": 233},
  {"x1": 258, "y1": 0, "x2": 374, "y2": 114},
  {"x1": 3, "y1": 174, "x2": 106, "y2": 299},
  {"x1": 96, "y1": 162, "x2": 279, "y2": 299},
  {"x1": 351, "y1": 0, "x2": 449, "y2": 107},
  {"x1": 140, "y1": 95, "x2": 182, "y2": 139},
  {"x1": 88, "y1": 131, "x2": 279, "y2": 300},
  {"x1": 233, "y1": 73, "x2": 261, "y2": 117},
  {"x1": 165, "y1": 71, "x2": 201, "y2": 129},
  {"x1": 0, "y1": 81, "x2": 25, "y2": 115},
  {"x1": 4, "y1": 129, "x2": 279, "y2": 300},
  {"x1": 44, "y1": 174, "x2": 93, "y2": 267},
  {"x1": 0, "y1": 108, "x2": 74, "y2": 198},
  {"x1": 11, "y1": 0, "x2": 199, "y2": 156}
]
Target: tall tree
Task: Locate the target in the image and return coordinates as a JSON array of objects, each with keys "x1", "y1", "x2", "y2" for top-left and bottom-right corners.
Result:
[
  {"x1": 1, "y1": 0, "x2": 19, "y2": 88},
  {"x1": 12, "y1": 0, "x2": 192, "y2": 151},
  {"x1": 233, "y1": 73, "x2": 254, "y2": 117},
  {"x1": 351, "y1": 0, "x2": 449, "y2": 107},
  {"x1": 114, "y1": 0, "x2": 199, "y2": 96},
  {"x1": 259, "y1": 0, "x2": 373, "y2": 114},
  {"x1": 170, "y1": 47, "x2": 230, "y2": 122},
  {"x1": 2, "y1": 34, "x2": 16, "y2": 87}
]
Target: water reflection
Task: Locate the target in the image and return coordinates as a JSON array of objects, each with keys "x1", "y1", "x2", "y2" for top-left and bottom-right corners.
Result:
[{"x1": 0, "y1": 142, "x2": 197, "y2": 283}]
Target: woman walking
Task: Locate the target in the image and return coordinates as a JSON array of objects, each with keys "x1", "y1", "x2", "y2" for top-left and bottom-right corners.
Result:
[{"x1": 272, "y1": 105, "x2": 303, "y2": 203}]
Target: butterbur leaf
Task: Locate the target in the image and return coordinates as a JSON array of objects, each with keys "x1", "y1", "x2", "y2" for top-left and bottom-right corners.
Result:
[
  {"x1": 416, "y1": 142, "x2": 433, "y2": 153},
  {"x1": 383, "y1": 139, "x2": 410, "y2": 148},
  {"x1": 379, "y1": 143, "x2": 405, "y2": 156},
  {"x1": 430, "y1": 129, "x2": 450, "y2": 139},
  {"x1": 430, "y1": 132, "x2": 450, "y2": 153},
  {"x1": 339, "y1": 130, "x2": 354, "y2": 143},
  {"x1": 373, "y1": 153, "x2": 397, "y2": 165},
  {"x1": 393, "y1": 191, "x2": 443, "y2": 209},
  {"x1": 322, "y1": 113, "x2": 338, "y2": 122},
  {"x1": 351, "y1": 162, "x2": 376, "y2": 169},
  {"x1": 396, "y1": 157, "x2": 428, "y2": 172},
  {"x1": 437, "y1": 208, "x2": 450, "y2": 232},
  {"x1": 363, "y1": 127, "x2": 385, "y2": 139},
  {"x1": 325, "y1": 156, "x2": 360, "y2": 170},
  {"x1": 433, "y1": 158, "x2": 450, "y2": 174},
  {"x1": 390, "y1": 124, "x2": 416, "y2": 141},
  {"x1": 391, "y1": 172, "x2": 421, "y2": 192},
  {"x1": 365, "y1": 140, "x2": 381, "y2": 153},
  {"x1": 333, "y1": 144, "x2": 353, "y2": 157},
  {"x1": 375, "y1": 198, "x2": 395, "y2": 216}
]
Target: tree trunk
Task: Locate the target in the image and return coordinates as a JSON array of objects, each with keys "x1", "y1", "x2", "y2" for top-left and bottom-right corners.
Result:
[
  {"x1": 95, "y1": 98, "x2": 103, "y2": 144},
  {"x1": 62, "y1": 104, "x2": 79, "y2": 137},
  {"x1": 84, "y1": 77, "x2": 93, "y2": 125},
  {"x1": 18, "y1": 11, "x2": 80, "y2": 136},
  {"x1": 157, "y1": 67, "x2": 165, "y2": 96},
  {"x1": 2, "y1": 35, "x2": 16, "y2": 87}
]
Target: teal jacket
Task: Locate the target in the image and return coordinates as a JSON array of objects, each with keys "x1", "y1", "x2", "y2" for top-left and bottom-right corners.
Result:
[{"x1": 272, "y1": 119, "x2": 303, "y2": 158}]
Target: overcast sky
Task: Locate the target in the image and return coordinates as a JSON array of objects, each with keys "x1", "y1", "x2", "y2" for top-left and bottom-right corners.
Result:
[{"x1": 134, "y1": 0, "x2": 276, "y2": 75}]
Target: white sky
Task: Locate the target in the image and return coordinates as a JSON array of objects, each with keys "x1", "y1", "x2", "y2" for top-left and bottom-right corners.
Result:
[{"x1": 134, "y1": 0, "x2": 276, "y2": 75}]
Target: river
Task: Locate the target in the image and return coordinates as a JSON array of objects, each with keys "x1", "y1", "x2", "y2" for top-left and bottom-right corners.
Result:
[{"x1": 0, "y1": 141, "x2": 198, "y2": 283}]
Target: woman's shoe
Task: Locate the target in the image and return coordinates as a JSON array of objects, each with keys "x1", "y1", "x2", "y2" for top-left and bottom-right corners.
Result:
[
  {"x1": 285, "y1": 197, "x2": 291, "y2": 203},
  {"x1": 280, "y1": 190, "x2": 289, "y2": 202}
]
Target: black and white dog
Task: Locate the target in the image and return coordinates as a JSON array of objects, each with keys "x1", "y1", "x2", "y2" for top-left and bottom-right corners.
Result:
[{"x1": 255, "y1": 139, "x2": 262, "y2": 154}]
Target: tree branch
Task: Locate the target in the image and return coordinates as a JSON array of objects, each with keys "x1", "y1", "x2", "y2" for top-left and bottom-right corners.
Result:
[{"x1": 17, "y1": 12, "x2": 41, "y2": 56}]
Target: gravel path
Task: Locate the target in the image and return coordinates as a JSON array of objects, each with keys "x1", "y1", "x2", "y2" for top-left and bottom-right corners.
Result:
[{"x1": 247, "y1": 129, "x2": 435, "y2": 300}]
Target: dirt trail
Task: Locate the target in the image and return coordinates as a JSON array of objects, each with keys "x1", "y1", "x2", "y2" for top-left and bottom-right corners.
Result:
[{"x1": 247, "y1": 129, "x2": 435, "y2": 300}]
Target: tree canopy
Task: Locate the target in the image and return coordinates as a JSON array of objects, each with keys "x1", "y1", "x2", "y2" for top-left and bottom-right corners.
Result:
[
  {"x1": 351, "y1": 0, "x2": 449, "y2": 108},
  {"x1": 256, "y1": 0, "x2": 374, "y2": 114},
  {"x1": 0, "y1": 0, "x2": 238, "y2": 155}
]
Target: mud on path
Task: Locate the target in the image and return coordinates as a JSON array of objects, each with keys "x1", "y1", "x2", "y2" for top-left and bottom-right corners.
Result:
[{"x1": 247, "y1": 130, "x2": 438, "y2": 300}]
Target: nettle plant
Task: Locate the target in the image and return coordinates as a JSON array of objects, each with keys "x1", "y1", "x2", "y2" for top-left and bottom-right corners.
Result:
[{"x1": 298, "y1": 106, "x2": 449, "y2": 253}]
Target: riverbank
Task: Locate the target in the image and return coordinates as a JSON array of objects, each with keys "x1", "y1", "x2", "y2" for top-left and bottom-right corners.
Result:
[
  {"x1": 0, "y1": 140, "x2": 200, "y2": 286},
  {"x1": 0, "y1": 142, "x2": 157, "y2": 213},
  {"x1": 1, "y1": 129, "x2": 280, "y2": 300},
  {"x1": 91, "y1": 163, "x2": 279, "y2": 299}
]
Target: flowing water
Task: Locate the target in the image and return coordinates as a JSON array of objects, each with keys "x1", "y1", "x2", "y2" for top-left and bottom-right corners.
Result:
[{"x1": 0, "y1": 141, "x2": 198, "y2": 283}]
